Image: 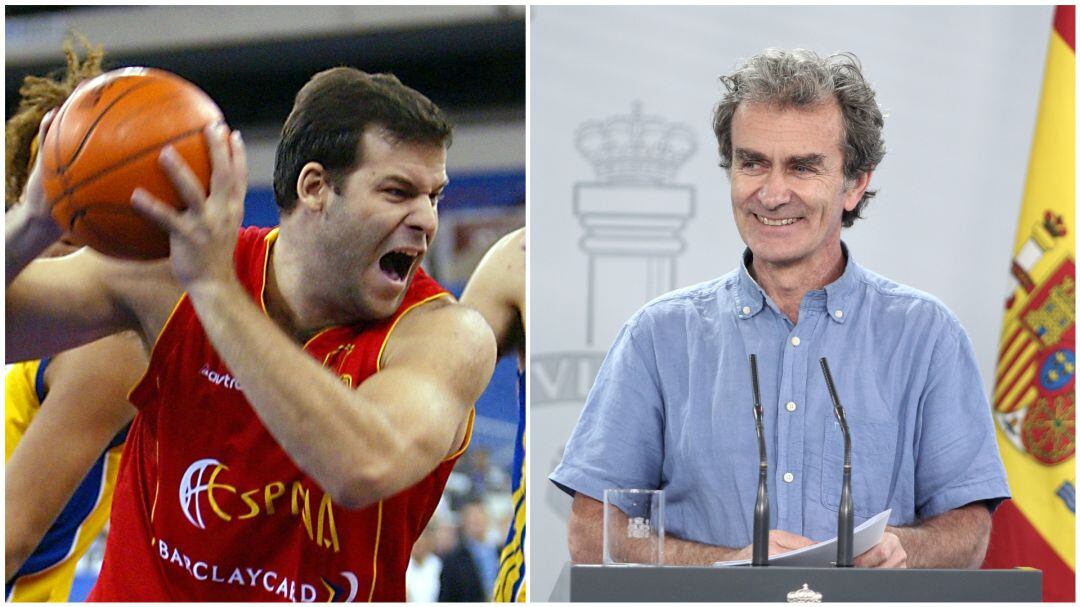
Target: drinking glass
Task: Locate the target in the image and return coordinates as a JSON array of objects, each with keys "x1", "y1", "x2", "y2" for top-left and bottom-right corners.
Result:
[{"x1": 602, "y1": 488, "x2": 664, "y2": 566}]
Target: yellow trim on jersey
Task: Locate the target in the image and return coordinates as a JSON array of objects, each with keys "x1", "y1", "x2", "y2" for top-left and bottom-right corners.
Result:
[
  {"x1": 374, "y1": 292, "x2": 469, "y2": 461},
  {"x1": 374, "y1": 292, "x2": 453, "y2": 372},
  {"x1": 367, "y1": 500, "x2": 384, "y2": 602},
  {"x1": 149, "y1": 439, "x2": 161, "y2": 525},
  {"x1": 444, "y1": 408, "x2": 475, "y2": 463},
  {"x1": 259, "y1": 228, "x2": 280, "y2": 315}
]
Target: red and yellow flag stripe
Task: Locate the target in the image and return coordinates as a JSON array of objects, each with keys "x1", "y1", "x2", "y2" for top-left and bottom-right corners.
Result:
[{"x1": 982, "y1": 6, "x2": 1075, "y2": 602}]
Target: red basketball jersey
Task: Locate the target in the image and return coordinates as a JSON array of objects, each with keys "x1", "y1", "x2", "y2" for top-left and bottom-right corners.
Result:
[{"x1": 89, "y1": 227, "x2": 468, "y2": 601}]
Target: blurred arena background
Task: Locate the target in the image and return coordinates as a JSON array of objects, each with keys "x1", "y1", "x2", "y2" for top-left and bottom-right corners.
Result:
[{"x1": 5, "y1": 5, "x2": 524, "y2": 601}]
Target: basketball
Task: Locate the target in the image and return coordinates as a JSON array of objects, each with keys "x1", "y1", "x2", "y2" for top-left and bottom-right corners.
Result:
[{"x1": 40, "y1": 67, "x2": 224, "y2": 260}]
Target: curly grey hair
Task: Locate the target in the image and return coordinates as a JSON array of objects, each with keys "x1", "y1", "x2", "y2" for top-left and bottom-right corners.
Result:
[{"x1": 712, "y1": 49, "x2": 886, "y2": 227}]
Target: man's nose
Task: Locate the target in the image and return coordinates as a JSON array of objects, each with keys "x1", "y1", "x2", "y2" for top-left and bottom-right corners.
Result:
[
  {"x1": 757, "y1": 171, "x2": 793, "y2": 208},
  {"x1": 406, "y1": 195, "x2": 438, "y2": 238}
]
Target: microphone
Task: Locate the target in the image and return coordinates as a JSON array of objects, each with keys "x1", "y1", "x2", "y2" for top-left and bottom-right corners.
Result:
[
  {"x1": 819, "y1": 357, "x2": 853, "y2": 568},
  {"x1": 749, "y1": 354, "x2": 769, "y2": 567}
]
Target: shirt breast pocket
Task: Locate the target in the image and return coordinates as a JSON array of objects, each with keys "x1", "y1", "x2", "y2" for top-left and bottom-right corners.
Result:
[{"x1": 819, "y1": 416, "x2": 898, "y2": 518}]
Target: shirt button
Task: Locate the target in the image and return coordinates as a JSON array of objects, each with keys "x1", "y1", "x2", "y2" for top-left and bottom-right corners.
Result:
[
  {"x1": 791, "y1": 336, "x2": 801, "y2": 347},
  {"x1": 786, "y1": 401, "x2": 797, "y2": 412},
  {"x1": 783, "y1": 472, "x2": 794, "y2": 483},
  {"x1": 834, "y1": 310, "x2": 844, "y2": 319},
  {"x1": 742, "y1": 306, "x2": 751, "y2": 315}
]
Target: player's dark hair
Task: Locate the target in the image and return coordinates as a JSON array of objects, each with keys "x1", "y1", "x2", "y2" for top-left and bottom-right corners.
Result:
[{"x1": 273, "y1": 67, "x2": 453, "y2": 214}]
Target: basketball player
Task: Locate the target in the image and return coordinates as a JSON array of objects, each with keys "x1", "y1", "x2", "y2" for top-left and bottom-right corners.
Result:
[
  {"x1": 461, "y1": 227, "x2": 526, "y2": 601},
  {"x1": 6, "y1": 67, "x2": 496, "y2": 600},
  {"x1": 4, "y1": 37, "x2": 147, "y2": 601}
]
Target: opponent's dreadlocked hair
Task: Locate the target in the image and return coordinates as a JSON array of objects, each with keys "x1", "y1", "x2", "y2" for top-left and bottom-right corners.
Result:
[{"x1": 5, "y1": 33, "x2": 105, "y2": 209}]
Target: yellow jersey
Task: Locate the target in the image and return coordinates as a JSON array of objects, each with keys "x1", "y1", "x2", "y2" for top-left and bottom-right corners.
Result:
[{"x1": 5, "y1": 358, "x2": 126, "y2": 601}]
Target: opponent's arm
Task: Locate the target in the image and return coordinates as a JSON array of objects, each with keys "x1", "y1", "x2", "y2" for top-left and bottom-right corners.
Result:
[
  {"x1": 133, "y1": 124, "x2": 497, "y2": 509},
  {"x1": 460, "y1": 227, "x2": 525, "y2": 361},
  {"x1": 5, "y1": 249, "x2": 157, "y2": 361},
  {"x1": 567, "y1": 493, "x2": 813, "y2": 565},
  {"x1": 6, "y1": 112, "x2": 61, "y2": 286},
  {"x1": 854, "y1": 502, "x2": 991, "y2": 569},
  {"x1": 5, "y1": 332, "x2": 144, "y2": 581},
  {"x1": 5, "y1": 200, "x2": 61, "y2": 287},
  {"x1": 5, "y1": 111, "x2": 175, "y2": 361}
]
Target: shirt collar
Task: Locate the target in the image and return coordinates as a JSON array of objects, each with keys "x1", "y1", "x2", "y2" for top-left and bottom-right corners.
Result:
[
  {"x1": 735, "y1": 242, "x2": 861, "y2": 324},
  {"x1": 735, "y1": 249, "x2": 767, "y2": 319}
]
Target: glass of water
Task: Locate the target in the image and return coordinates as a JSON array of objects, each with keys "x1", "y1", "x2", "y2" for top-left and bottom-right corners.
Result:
[{"x1": 602, "y1": 488, "x2": 664, "y2": 566}]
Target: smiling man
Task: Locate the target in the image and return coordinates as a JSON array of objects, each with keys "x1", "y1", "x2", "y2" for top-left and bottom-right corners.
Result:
[
  {"x1": 6, "y1": 67, "x2": 495, "y2": 600},
  {"x1": 550, "y1": 49, "x2": 1009, "y2": 569}
]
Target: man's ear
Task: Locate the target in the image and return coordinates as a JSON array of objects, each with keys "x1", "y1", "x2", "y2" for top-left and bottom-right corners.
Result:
[
  {"x1": 843, "y1": 170, "x2": 872, "y2": 212},
  {"x1": 296, "y1": 162, "x2": 332, "y2": 213}
]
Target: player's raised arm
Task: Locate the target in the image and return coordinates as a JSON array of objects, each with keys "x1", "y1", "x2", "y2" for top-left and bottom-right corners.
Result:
[
  {"x1": 5, "y1": 115, "x2": 144, "y2": 361},
  {"x1": 6, "y1": 67, "x2": 205, "y2": 361},
  {"x1": 461, "y1": 227, "x2": 525, "y2": 360},
  {"x1": 6, "y1": 112, "x2": 62, "y2": 286},
  {"x1": 6, "y1": 251, "x2": 146, "y2": 362},
  {"x1": 324, "y1": 300, "x2": 496, "y2": 506}
]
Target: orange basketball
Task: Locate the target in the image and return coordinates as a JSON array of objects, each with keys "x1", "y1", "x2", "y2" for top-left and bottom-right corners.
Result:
[{"x1": 41, "y1": 67, "x2": 224, "y2": 260}]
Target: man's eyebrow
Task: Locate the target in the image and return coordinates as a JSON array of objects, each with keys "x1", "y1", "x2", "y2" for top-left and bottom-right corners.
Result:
[
  {"x1": 786, "y1": 153, "x2": 826, "y2": 166},
  {"x1": 734, "y1": 148, "x2": 767, "y2": 162},
  {"x1": 380, "y1": 174, "x2": 450, "y2": 194},
  {"x1": 380, "y1": 175, "x2": 417, "y2": 189}
]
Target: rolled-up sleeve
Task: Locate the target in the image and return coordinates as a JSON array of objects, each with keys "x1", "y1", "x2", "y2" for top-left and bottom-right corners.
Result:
[
  {"x1": 914, "y1": 321, "x2": 1011, "y2": 519},
  {"x1": 549, "y1": 314, "x2": 665, "y2": 502}
]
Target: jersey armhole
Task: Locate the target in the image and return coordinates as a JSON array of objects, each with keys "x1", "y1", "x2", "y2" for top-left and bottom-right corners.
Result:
[
  {"x1": 444, "y1": 407, "x2": 475, "y2": 462},
  {"x1": 34, "y1": 357, "x2": 51, "y2": 403},
  {"x1": 126, "y1": 293, "x2": 189, "y2": 403}
]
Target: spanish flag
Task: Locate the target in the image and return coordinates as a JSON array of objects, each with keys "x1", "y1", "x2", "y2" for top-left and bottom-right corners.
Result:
[{"x1": 981, "y1": 6, "x2": 1075, "y2": 602}]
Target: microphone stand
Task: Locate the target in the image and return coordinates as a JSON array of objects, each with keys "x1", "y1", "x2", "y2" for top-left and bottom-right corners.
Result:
[
  {"x1": 819, "y1": 357, "x2": 853, "y2": 568},
  {"x1": 749, "y1": 354, "x2": 769, "y2": 567}
]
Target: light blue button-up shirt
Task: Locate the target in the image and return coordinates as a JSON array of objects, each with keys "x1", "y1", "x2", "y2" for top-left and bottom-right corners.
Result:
[{"x1": 550, "y1": 246, "x2": 1009, "y2": 547}]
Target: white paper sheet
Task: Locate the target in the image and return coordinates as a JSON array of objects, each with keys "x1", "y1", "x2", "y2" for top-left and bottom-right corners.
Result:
[{"x1": 713, "y1": 509, "x2": 892, "y2": 567}]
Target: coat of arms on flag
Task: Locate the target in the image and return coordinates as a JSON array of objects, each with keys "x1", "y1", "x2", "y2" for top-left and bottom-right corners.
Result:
[{"x1": 995, "y1": 212, "x2": 1074, "y2": 467}]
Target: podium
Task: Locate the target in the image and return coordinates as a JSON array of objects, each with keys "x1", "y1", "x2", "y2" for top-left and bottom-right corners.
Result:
[{"x1": 550, "y1": 563, "x2": 1041, "y2": 602}]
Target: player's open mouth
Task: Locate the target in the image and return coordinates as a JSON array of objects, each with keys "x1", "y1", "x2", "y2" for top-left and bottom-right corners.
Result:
[
  {"x1": 755, "y1": 214, "x2": 801, "y2": 226},
  {"x1": 378, "y1": 250, "x2": 418, "y2": 283}
]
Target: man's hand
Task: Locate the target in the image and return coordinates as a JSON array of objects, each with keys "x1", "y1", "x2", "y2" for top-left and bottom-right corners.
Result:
[
  {"x1": 732, "y1": 529, "x2": 816, "y2": 561},
  {"x1": 887, "y1": 504, "x2": 991, "y2": 568},
  {"x1": 854, "y1": 530, "x2": 908, "y2": 568},
  {"x1": 131, "y1": 123, "x2": 247, "y2": 289},
  {"x1": 19, "y1": 109, "x2": 61, "y2": 227},
  {"x1": 7, "y1": 110, "x2": 64, "y2": 285}
]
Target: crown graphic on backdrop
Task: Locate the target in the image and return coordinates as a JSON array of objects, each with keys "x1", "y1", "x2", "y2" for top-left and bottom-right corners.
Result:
[{"x1": 575, "y1": 102, "x2": 696, "y2": 185}]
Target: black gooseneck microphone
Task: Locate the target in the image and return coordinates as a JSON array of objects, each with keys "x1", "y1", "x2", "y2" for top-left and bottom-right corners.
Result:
[
  {"x1": 819, "y1": 357, "x2": 853, "y2": 568},
  {"x1": 749, "y1": 354, "x2": 769, "y2": 567}
]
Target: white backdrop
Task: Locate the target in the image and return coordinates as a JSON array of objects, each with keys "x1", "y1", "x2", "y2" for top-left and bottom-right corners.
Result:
[{"x1": 529, "y1": 5, "x2": 1054, "y2": 598}]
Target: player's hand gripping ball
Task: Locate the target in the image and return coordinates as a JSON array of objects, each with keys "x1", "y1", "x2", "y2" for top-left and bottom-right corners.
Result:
[{"x1": 40, "y1": 67, "x2": 224, "y2": 260}]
